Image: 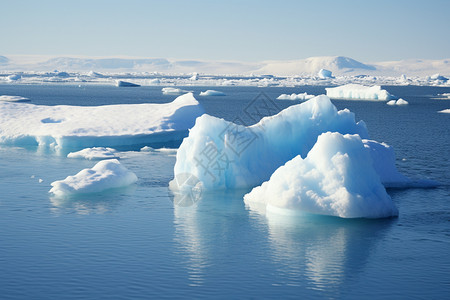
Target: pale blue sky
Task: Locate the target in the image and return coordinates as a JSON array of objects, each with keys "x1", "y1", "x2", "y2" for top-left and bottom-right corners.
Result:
[{"x1": 2, "y1": 0, "x2": 449, "y2": 62}]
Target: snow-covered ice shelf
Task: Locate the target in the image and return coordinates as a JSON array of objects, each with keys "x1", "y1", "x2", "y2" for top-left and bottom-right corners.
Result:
[{"x1": 0, "y1": 93, "x2": 204, "y2": 153}]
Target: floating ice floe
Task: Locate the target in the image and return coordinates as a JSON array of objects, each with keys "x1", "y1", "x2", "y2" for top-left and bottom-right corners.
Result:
[
  {"x1": 0, "y1": 93, "x2": 204, "y2": 153},
  {"x1": 49, "y1": 159, "x2": 137, "y2": 196},
  {"x1": 140, "y1": 146, "x2": 178, "y2": 154},
  {"x1": 116, "y1": 80, "x2": 140, "y2": 87},
  {"x1": 0, "y1": 95, "x2": 30, "y2": 102},
  {"x1": 326, "y1": 84, "x2": 394, "y2": 100},
  {"x1": 276, "y1": 93, "x2": 315, "y2": 101},
  {"x1": 438, "y1": 109, "x2": 450, "y2": 113},
  {"x1": 162, "y1": 87, "x2": 192, "y2": 95},
  {"x1": 244, "y1": 132, "x2": 399, "y2": 219},
  {"x1": 67, "y1": 147, "x2": 119, "y2": 160},
  {"x1": 199, "y1": 90, "x2": 226, "y2": 96},
  {"x1": 318, "y1": 69, "x2": 333, "y2": 79},
  {"x1": 387, "y1": 98, "x2": 409, "y2": 106}
]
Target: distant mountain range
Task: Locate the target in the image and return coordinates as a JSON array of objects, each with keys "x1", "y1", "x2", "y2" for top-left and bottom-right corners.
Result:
[{"x1": 1, "y1": 55, "x2": 449, "y2": 76}]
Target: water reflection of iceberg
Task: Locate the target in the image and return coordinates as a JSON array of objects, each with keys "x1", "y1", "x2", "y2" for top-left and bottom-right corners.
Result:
[
  {"x1": 249, "y1": 202, "x2": 395, "y2": 294},
  {"x1": 171, "y1": 190, "x2": 248, "y2": 287},
  {"x1": 49, "y1": 185, "x2": 136, "y2": 215}
]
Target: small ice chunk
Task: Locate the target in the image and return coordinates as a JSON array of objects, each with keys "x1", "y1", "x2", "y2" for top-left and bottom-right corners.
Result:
[
  {"x1": 276, "y1": 93, "x2": 315, "y2": 101},
  {"x1": 199, "y1": 90, "x2": 226, "y2": 96},
  {"x1": 244, "y1": 132, "x2": 398, "y2": 219},
  {"x1": 49, "y1": 159, "x2": 137, "y2": 196},
  {"x1": 318, "y1": 69, "x2": 333, "y2": 79},
  {"x1": 39, "y1": 179, "x2": 43, "y2": 183},
  {"x1": 162, "y1": 87, "x2": 192, "y2": 95},
  {"x1": 140, "y1": 146, "x2": 177, "y2": 154},
  {"x1": 7, "y1": 74, "x2": 21, "y2": 81},
  {"x1": 387, "y1": 98, "x2": 409, "y2": 106},
  {"x1": 326, "y1": 84, "x2": 394, "y2": 100},
  {"x1": 0, "y1": 95, "x2": 30, "y2": 102},
  {"x1": 67, "y1": 147, "x2": 119, "y2": 160},
  {"x1": 438, "y1": 109, "x2": 450, "y2": 113}
]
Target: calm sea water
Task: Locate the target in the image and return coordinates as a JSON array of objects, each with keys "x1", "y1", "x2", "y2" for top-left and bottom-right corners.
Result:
[{"x1": 0, "y1": 84, "x2": 449, "y2": 299}]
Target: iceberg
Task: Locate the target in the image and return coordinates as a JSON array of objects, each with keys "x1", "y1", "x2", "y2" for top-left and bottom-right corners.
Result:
[
  {"x1": 0, "y1": 95, "x2": 30, "y2": 102},
  {"x1": 326, "y1": 84, "x2": 394, "y2": 101},
  {"x1": 0, "y1": 93, "x2": 204, "y2": 153},
  {"x1": 162, "y1": 87, "x2": 192, "y2": 95},
  {"x1": 49, "y1": 159, "x2": 137, "y2": 196},
  {"x1": 116, "y1": 80, "x2": 140, "y2": 87},
  {"x1": 387, "y1": 98, "x2": 409, "y2": 106},
  {"x1": 67, "y1": 147, "x2": 119, "y2": 160},
  {"x1": 244, "y1": 132, "x2": 398, "y2": 219},
  {"x1": 276, "y1": 93, "x2": 315, "y2": 101},
  {"x1": 318, "y1": 69, "x2": 333, "y2": 79},
  {"x1": 438, "y1": 109, "x2": 450, "y2": 114},
  {"x1": 173, "y1": 95, "x2": 369, "y2": 190},
  {"x1": 199, "y1": 90, "x2": 226, "y2": 96},
  {"x1": 7, "y1": 74, "x2": 21, "y2": 81}
]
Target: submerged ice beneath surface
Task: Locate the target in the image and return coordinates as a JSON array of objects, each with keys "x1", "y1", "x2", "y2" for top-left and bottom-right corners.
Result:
[
  {"x1": 49, "y1": 159, "x2": 138, "y2": 196},
  {"x1": 326, "y1": 84, "x2": 394, "y2": 101},
  {"x1": 0, "y1": 93, "x2": 204, "y2": 153},
  {"x1": 244, "y1": 132, "x2": 399, "y2": 219}
]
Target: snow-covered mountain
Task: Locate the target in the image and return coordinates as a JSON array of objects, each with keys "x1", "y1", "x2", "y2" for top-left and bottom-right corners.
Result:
[{"x1": 1, "y1": 54, "x2": 449, "y2": 76}]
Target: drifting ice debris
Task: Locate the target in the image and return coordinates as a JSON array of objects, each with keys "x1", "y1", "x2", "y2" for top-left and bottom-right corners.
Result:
[
  {"x1": 49, "y1": 159, "x2": 137, "y2": 196},
  {"x1": 116, "y1": 80, "x2": 140, "y2": 87},
  {"x1": 326, "y1": 84, "x2": 394, "y2": 101}
]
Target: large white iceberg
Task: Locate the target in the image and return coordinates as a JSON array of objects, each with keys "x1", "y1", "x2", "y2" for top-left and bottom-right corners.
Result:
[
  {"x1": 276, "y1": 93, "x2": 315, "y2": 101},
  {"x1": 326, "y1": 84, "x2": 394, "y2": 101},
  {"x1": 0, "y1": 93, "x2": 204, "y2": 153},
  {"x1": 173, "y1": 95, "x2": 370, "y2": 190},
  {"x1": 49, "y1": 159, "x2": 138, "y2": 196},
  {"x1": 244, "y1": 132, "x2": 398, "y2": 219}
]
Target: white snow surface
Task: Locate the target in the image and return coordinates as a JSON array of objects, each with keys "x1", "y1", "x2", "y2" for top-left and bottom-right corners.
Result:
[
  {"x1": 0, "y1": 93, "x2": 204, "y2": 152},
  {"x1": 0, "y1": 95, "x2": 30, "y2": 102},
  {"x1": 49, "y1": 159, "x2": 137, "y2": 196},
  {"x1": 277, "y1": 93, "x2": 315, "y2": 101},
  {"x1": 173, "y1": 95, "x2": 370, "y2": 190},
  {"x1": 67, "y1": 147, "x2": 119, "y2": 160},
  {"x1": 199, "y1": 90, "x2": 226, "y2": 96},
  {"x1": 244, "y1": 132, "x2": 399, "y2": 219},
  {"x1": 326, "y1": 84, "x2": 394, "y2": 100}
]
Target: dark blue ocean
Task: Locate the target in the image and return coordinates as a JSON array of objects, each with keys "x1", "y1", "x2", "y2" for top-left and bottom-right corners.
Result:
[{"x1": 0, "y1": 84, "x2": 449, "y2": 299}]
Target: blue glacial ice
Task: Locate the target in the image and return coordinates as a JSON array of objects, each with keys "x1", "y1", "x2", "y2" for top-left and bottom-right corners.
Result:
[{"x1": 173, "y1": 95, "x2": 372, "y2": 190}]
